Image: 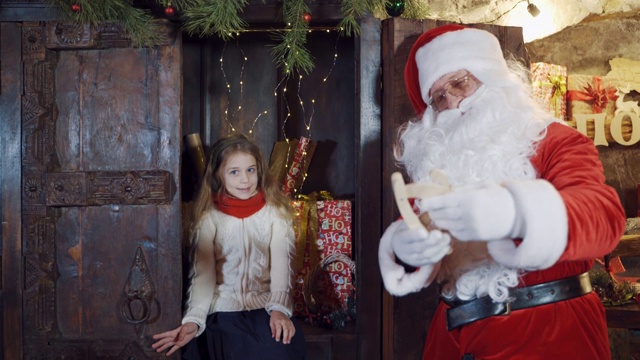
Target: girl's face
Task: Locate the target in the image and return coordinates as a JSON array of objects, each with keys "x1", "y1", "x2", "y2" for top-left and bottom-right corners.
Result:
[{"x1": 220, "y1": 151, "x2": 259, "y2": 200}]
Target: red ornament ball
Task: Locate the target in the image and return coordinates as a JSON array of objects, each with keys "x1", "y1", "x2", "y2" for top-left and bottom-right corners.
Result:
[
  {"x1": 302, "y1": 13, "x2": 311, "y2": 23},
  {"x1": 71, "y1": 3, "x2": 81, "y2": 13},
  {"x1": 165, "y1": 5, "x2": 176, "y2": 17}
]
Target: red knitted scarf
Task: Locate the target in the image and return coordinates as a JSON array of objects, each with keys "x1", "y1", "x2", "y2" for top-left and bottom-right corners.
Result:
[{"x1": 213, "y1": 191, "x2": 266, "y2": 219}]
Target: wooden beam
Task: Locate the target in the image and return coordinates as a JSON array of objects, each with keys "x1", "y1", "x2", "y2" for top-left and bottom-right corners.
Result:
[
  {"x1": 1, "y1": 22, "x2": 24, "y2": 360},
  {"x1": 355, "y1": 14, "x2": 382, "y2": 360}
]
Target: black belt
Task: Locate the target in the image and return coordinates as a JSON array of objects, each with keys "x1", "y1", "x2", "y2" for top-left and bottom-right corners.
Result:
[{"x1": 444, "y1": 272, "x2": 592, "y2": 331}]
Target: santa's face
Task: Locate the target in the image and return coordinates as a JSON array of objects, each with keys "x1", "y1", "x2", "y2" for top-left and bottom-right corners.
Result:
[
  {"x1": 428, "y1": 69, "x2": 482, "y2": 112},
  {"x1": 398, "y1": 78, "x2": 542, "y2": 188}
]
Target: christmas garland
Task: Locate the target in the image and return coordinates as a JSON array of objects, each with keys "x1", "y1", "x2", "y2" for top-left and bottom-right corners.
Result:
[
  {"x1": 589, "y1": 268, "x2": 639, "y2": 306},
  {"x1": 48, "y1": 0, "x2": 428, "y2": 75}
]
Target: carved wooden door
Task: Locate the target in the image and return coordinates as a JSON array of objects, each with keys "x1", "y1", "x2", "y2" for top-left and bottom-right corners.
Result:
[
  {"x1": 380, "y1": 18, "x2": 527, "y2": 360},
  {"x1": 16, "y1": 21, "x2": 182, "y2": 359}
]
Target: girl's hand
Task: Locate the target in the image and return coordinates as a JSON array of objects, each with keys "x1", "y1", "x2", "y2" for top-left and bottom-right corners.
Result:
[
  {"x1": 151, "y1": 322, "x2": 198, "y2": 356},
  {"x1": 269, "y1": 310, "x2": 295, "y2": 344}
]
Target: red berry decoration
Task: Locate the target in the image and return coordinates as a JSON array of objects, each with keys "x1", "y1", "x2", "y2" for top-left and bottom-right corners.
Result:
[
  {"x1": 71, "y1": 3, "x2": 81, "y2": 13},
  {"x1": 164, "y1": 5, "x2": 175, "y2": 17},
  {"x1": 302, "y1": 13, "x2": 311, "y2": 23}
]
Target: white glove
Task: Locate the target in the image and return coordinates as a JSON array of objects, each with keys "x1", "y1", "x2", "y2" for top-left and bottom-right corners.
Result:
[
  {"x1": 379, "y1": 221, "x2": 438, "y2": 296},
  {"x1": 390, "y1": 220, "x2": 452, "y2": 267},
  {"x1": 421, "y1": 182, "x2": 523, "y2": 241}
]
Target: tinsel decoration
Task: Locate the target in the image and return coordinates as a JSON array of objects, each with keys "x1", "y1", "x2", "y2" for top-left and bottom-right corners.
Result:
[{"x1": 385, "y1": 0, "x2": 405, "y2": 17}]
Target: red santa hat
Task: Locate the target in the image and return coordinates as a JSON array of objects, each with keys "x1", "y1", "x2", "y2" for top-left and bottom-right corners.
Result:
[{"x1": 404, "y1": 24, "x2": 511, "y2": 115}]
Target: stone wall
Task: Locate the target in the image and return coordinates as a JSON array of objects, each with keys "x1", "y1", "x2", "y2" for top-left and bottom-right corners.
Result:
[{"x1": 526, "y1": 11, "x2": 640, "y2": 75}]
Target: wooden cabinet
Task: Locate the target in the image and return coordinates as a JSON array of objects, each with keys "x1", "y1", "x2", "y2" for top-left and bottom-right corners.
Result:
[{"x1": 181, "y1": 15, "x2": 384, "y2": 359}]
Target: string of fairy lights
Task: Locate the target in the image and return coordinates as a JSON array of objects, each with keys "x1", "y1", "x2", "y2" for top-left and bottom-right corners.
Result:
[
  {"x1": 220, "y1": 39, "x2": 247, "y2": 132},
  {"x1": 278, "y1": 29, "x2": 340, "y2": 195},
  {"x1": 218, "y1": 28, "x2": 341, "y2": 195}
]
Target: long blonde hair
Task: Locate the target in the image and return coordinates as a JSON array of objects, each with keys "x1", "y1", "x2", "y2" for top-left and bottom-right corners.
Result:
[{"x1": 190, "y1": 133, "x2": 294, "y2": 230}]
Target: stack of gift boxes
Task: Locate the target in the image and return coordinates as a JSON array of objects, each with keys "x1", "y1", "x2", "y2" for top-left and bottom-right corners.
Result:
[
  {"x1": 291, "y1": 197, "x2": 354, "y2": 317},
  {"x1": 530, "y1": 59, "x2": 640, "y2": 147},
  {"x1": 269, "y1": 137, "x2": 355, "y2": 319}
]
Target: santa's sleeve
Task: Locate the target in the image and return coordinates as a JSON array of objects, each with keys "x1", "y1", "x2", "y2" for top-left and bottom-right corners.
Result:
[{"x1": 488, "y1": 122, "x2": 625, "y2": 270}]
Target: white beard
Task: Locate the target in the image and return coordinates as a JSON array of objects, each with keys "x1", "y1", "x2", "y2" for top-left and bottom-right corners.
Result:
[{"x1": 397, "y1": 84, "x2": 551, "y2": 302}]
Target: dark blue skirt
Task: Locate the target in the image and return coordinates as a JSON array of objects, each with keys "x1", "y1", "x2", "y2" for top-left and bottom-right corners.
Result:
[{"x1": 181, "y1": 309, "x2": 305, "y2": 360}]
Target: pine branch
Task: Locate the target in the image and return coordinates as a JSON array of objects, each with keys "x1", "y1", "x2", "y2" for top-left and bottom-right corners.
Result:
[
  {"x1": 48, "y1": 0, "x2": 427, "y2": 74},
  {"x1": 181, "y1": 0, "x2": 249, "y2": 40},
  {"x1": 337, "y1": 0, "x2": 370, "y2": 36},
  {"x1": 401, "y1": 0, "x2": 429, "y2": 19},
  {"x1": 170, "y1": 0, "x2": 203, "y2": 11},
  {"x1": 270, "y1": 0, "x2": 314, "y2": 75},
  {"x1": 49, "y1": 0, "x2": 165, "y2": 46}
]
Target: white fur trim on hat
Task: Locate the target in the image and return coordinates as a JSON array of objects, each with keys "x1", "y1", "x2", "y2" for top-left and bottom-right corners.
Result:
[
  {"x1": 378, "y1": 220, "x2": 436, "y2": 296},
  {"x1": 415, "y1": 28, "x2": 510, "y2": 105},
  {"x1": 487, "y1": 179, "x2": 568, "y2": 270}
]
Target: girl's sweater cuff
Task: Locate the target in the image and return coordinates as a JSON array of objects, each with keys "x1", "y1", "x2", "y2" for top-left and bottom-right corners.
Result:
[{"x1": 266, "y1": 291, "x2": 292, "y2": 317}]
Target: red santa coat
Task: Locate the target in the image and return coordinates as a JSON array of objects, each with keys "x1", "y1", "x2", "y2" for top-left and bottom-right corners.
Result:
[{"x1": 423, "y1": 122, "x2": 626, "y2": 360}]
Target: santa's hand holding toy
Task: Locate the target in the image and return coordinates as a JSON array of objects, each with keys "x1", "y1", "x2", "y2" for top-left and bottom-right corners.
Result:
[
  {"x1": 422, "y1": 181, "x2": 524, "y2": 242},
  {"x1": 379, "y1": 170, "x2": 453, "y2": 295}
]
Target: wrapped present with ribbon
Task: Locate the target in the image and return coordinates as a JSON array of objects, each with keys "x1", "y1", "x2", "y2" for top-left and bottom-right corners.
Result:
[
  {"x1": 290, "y1": 191, "x2": 354, "y2": 318},
  {"x1": 566, "y1": 75, "x2": 622, "y2": 145},
  {"x1": 530, "y1": 62, "x2": 567, "y2": 120},
  {"x1": 268, "y1": 137, "x2": 317, "y2": 198}
]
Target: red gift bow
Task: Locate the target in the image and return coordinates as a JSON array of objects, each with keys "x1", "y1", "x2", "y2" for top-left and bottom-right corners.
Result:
[{"x1": 567, "y1": 76, "x2": 618, "y2": 113}]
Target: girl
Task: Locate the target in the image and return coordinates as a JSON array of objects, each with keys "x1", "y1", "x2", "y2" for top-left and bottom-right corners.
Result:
[{"x1": 152, "y1": 133, "x2": 305, "y2": 359}]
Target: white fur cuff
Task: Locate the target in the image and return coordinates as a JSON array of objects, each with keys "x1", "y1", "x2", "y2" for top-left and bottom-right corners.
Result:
[
  {"x1": 488, "y1": 179, "x2": 568, "y2": 270},
  {"x1": 378, "y1": 220, "x2": 434, "y2": 296}
]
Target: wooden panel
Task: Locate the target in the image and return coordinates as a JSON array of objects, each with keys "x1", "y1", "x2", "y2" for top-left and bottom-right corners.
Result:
[
  {"x1": 599, "y1": 144, "x2": 640, "y2": 218},
  {"x1": 381, "y1": 18, "x2": 442, "y2": 360},
  {"x1": 45, "y1": 171, "x2": 176, "y2": 206},
  {"x1": 611, "y1": 235, "x2": 640, "y2": 258},
  {"x1": 606, "y1": 303, "x2": 640, "y2": 329},
  {"x1": 381, "y1": 18, "x2": 527, "y2": 360},
  {"x1": 354, "y1": 14, "x2": 383, "y2": 360},
  {"x1": 1, "y1": 21, "x2": 24, "y2": 360},
  {"x1": 302, "y1": 323, "x2": 357, "y2": 360},
  {"x1": 198, "y1": 32, "x2": 280, "y2": 153},
  {"x1": 17, "y1": 21, "x2": 183, "y2": 359}
]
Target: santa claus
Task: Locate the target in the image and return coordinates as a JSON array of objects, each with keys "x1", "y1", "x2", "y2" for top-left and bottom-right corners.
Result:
[{"x1": 378, "y1": 24, "x2": 625, "y2": 359}]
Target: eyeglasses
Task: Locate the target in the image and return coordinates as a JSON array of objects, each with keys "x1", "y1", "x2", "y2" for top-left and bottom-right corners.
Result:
[{"x1": 427, "y1": 72, "x2": 480, "y2": 112}]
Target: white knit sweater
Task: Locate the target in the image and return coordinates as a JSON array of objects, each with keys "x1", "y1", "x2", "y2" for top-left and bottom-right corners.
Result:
[{"x1": 181, "y1": 204, "x2": 295, "y2": 336}]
